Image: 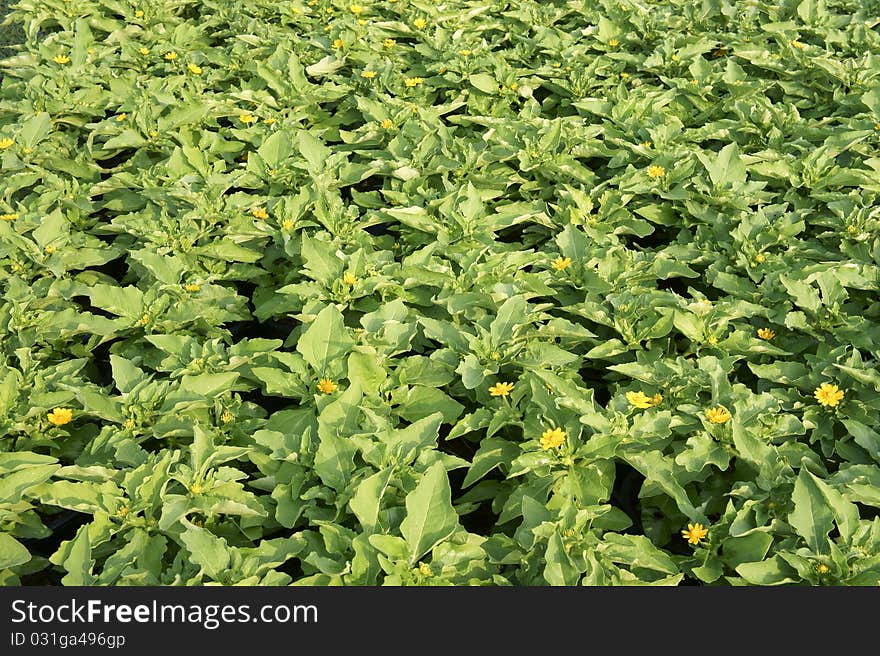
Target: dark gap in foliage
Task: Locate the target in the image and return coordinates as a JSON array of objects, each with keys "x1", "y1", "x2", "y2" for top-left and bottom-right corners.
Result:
[
  {"x1": 610, "y1": 461, "x2": 645, "y2": 535},
  {"x1": 236, "y1": 387, "x2": 294, "y2": 415},
  {"x1": 577, "y1": 365, "x2": 611, "y2": 406},
  {"x1": 95, "y1": 148, "x2": 137, "y2": 170}
]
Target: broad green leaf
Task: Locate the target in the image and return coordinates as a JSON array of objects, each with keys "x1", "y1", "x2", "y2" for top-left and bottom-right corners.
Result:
[{"x1": 400, "y1": 461, "x2": 459, "y2": 564}]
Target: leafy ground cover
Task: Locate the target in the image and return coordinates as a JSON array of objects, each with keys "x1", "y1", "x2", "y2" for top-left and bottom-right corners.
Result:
[{"x1": 1, "y1": 0, "x2": 880, "y2": 586}]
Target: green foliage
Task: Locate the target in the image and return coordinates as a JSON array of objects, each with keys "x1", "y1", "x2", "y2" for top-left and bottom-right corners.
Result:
[{"x1": 1, "y1": 0, "x2": 880, "y2": 587}]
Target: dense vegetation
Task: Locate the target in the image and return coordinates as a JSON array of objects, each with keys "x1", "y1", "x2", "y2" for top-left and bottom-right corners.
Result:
[{"x1": 2, "y1": 0, "x2": 880, "y2": 586}]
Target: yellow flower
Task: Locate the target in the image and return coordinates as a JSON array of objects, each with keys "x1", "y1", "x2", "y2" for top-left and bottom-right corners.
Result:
[
  {"x1": 705, "y1": 406, "x2": 731, "y2": 424},
  {"x1": 814, "y1": 382, "x2": 844, "y2": 408},
  {"x1": 459, "y1": 49, "x2": 472, "y2": 56},
  {"x1": 264, "y1": 117, "x2": 276, "y2": 124},
  {"x1": 540, "y1": 427, "x2": 566, "y2": 450},
  {"x1": 135, "y1": 9, "x2": 144, "y2": 17},
  {"x1": 189, "y1": 482, "x2": 203, "y2": 495},
  {"x1": 149, "y1": 129, "x2": 158, "y2": 138},
  {"x1": 123, "y1": 418, "x2": 136, "y2": 430},
  {"x1": 317, "y1": 378, "x2": 338, "y2": 394},
  {"x1": 139, "y1": 47, "x2": 150, "y2": 55},
  {"x1": 413, "y1": 18, "x2": 427, "y2": 29},
  {"x1": 164, "y1": 52, "x2": 178, "y2": 61},
  {"x1": 608, "y1": 38, "x2": 619, "y2": 47},
  {"x1": 383, "y1": 38, "x2": 396, "y2": 48},
  {"x1": 647, "y1": 165, "x2": 666, "y2": 178},
  {"x1": 681, "y1": 523, "x2": 709, "y2": 545},
  {"x1": 358, "y1": 18, "x2": 367, "y2": 25},
  {"x1": 44, "y1": 245, "x2": 57, "y2": 254},
  {"x1": 361, "y1": 70, "x2": 377, "y2": 79},
  {"x1": 333, "y1": 38, "x2": 344, "y2": 49},
  {"x1": 707, "y1": 335, "x2": 718, "y2": 345},
  {"x1": 381, "y1": 118, "x2": 393, "y2": 129},
  {"x1": 488, "y1": 382, "x2": 514, "y2": 397},
  {"x1": 640, "y1": 140, "x2": 652, "y2": 148},
  {"x1": 137, "y1": 314, "x2": 150, "y2": 326},
  {"x1": 116, "y1": 113, "x2": 126, "y2": 122},
  {"x1": 754, "y1": 253, "x2": 766, "y2": 263},
  {"x1": 0, "y1": 213, "x2": 18, "y2": 221},
  {"x1": 757, "y1": 328, "x2": 775, "y2": 340},
  {"x1": 671, "y1": 54, "x2": 680, "y2": 62},
  {"x1": 626, "y1": 391, "x2": 662, "y2": 409},
  {"x1": 53, "y1": 55, "x2": 70, "y2": 64},
  {"x1": 185, "y1": 283, "x2": 201, "y2": 292},
  {"x1": 0, "y1": 138, "x2": 14, "y2": 149},
  {"x1": 404, "y1": 77, "x2": 424, "y2": 87},
  {"x1": 47, "y1": 407, "x2": 73, "y2": 426},
  {"x1": 816, "y1": 563, "x2": 830, "y2": 575},
  {"x1": 551, "y1": 256, "x2": 571, "y2": 271},
  {"x1": 350, "y1": 4, "x2": 365, "y2": 13},
  {"x1": 791, "y1": 39, "x2": 806, "y2": 49},
  {"x1": 188, "y1": 63, "x2": 202, "y2": 74},
  {"x1": 343, "y1": 272, "x2": 358, "y2": 285},
  {"x1": 252, "y1": 207, "x2": 269, "y2": 219},
  {"x1": 220, "y1": 409, "x2": 235, "y2": 423},
  {"x1": 281, "y1": 219, "x2": 294, "y2": 230},
  {"x1": 418, "y1": 562, "x2": 431, "y2": 575},
  {"x1": 240, "y1": 113, "x2": 257, "y2": 124}
]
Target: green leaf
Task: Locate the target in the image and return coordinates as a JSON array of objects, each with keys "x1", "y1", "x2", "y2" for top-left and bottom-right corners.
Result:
[
  {"x1": 400, "y1": 461, "x2": 459, "y2": 564},
  {"x1": 349, "y1": 468, "x2": 394, "y2": 534},
  {"x1": 0, "y1": 533, "x2": 31, "y2": 570},
  {"x1": 297, "y1": 305, "x2": 355, "y2": 376},
  {"x1": 181, "y1": 526, "x2": 230, "y2": 580}
]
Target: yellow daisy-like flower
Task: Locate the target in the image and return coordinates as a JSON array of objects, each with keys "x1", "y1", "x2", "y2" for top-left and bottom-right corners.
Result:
[
  {"x1": 135, "y1": 9, "x2": 144, "y2": 17},
  {"x1": 791, "y1": 40, "x2": 806, "y2": 49},
  {"x1": 488, "y1": 382, "x2": 514, "y2": 397},
  {"x1": 418, "y1": 562, "x2": 431, "y2": 575},
  {"x1": 754, "y1": 253, "x2": 766, "y2": 263},
  {"x1": 185, "y1": 283, "x2": 201, "y2": 292},
  {"x1": 44, "y1": 245, "x2": 57, "y2": 254},
  {"x1": 0, "y1": 213, "x2": 18, "y2": 221},
  {"x1": 116, "y1": 113, "x2": 126, "y2": 122},
  {"x1": 189, "y1": 482, "x2": 203, "y2": 495},
  {"x1": 350, "y1": 4, "x2": 364, "y2": 14},
  {"x1": 459, "y1": 49, "x2": 472, "y2": 56},
  {"x1": 705, "y1": 406, "x2": 731, "y2": 424},
  {"x1": 343, "y1": 272, "x2": 358, "y2": 285},
  {"x1": 383, "y1": 38, "x2": 396, "y2": 48},
  {"x1": 164, "y1": 52, "x2": 178, "y2": 61},
  {"x1": 681, "y1": 523, "x2": 709, "y2": 545},
  {"x1": 333, "y1": 38, "x2": 344, "y2": 49},
  {"x1": 381, "y1": 118, "x2": 393, "y2": 129},
  {"x1": 551, "y1": 256, "x2": 571, "y2": 271},
  {"x1": 123, "y1": 418, "x2": 136, "y2": 430},
  {"x1": 413, "y1": 18, "x2": 427, "y2": 29},
  {"x1": 116, "y1": 505, "x2": 130, "y2": 517},
  {"x1": 251, "y1": 207, "x2": 269, "y2": 219},
  {"x1": 361, "y1": 70, "x2": 377, "y2": 79},
  {"x1": 608, "y1": 38, "x2": 619, "y2": 47},
  {"x1": 220, "y1": 409, "x2": 235, "y2": 423},
  {"x1": 404, "y1": 77, "x2": 424, "y2": 87},
  {"x1": 281, "y1": 219, "x2": 294, "y2": 230},
  {"x1": 264, "y1": 117, "x2": 276, "y2": 125},
  {"x1": 317, "y1": 378, "x2": 338, "y2": 394},
  {"x1": 139, "y1": 47, "x2": 150, "y2": 56},
  {"x1": 47, "y1": 407, "x2": 73, "y2": 426},
  {"x1": 0, "y1": 138, "x2": 13, "y2": 149},
  {"x1": 626, "y1": 391, "x2": 662, "y2": 409},
  {"x1": 814, "y1": 382, "x2": 844, "y2": 408},
  {"x1": 240, "y1": 113, "x2": 258, "y2": 124},
  {"x1": 640, "y1": 140, "x2": 652, "y2": 148},
  {"x1": 647, "y1": 165, "x2": 666, "y2": 178},
  {"x1": 540, "y1": 427, "x2": 566, "y2": 450},
  {"x1": 53, "y1": 55, "x2": 70, "y2": 64},
  {"x1": 816, "y1": 563, "x2": 830, "y2": 575},
  {"x1": 757, "y1": 328, "x2": 775, "y2": 340},
  {"x1": 188, "y1": 63, "x2": 202, "y2": 75}
]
